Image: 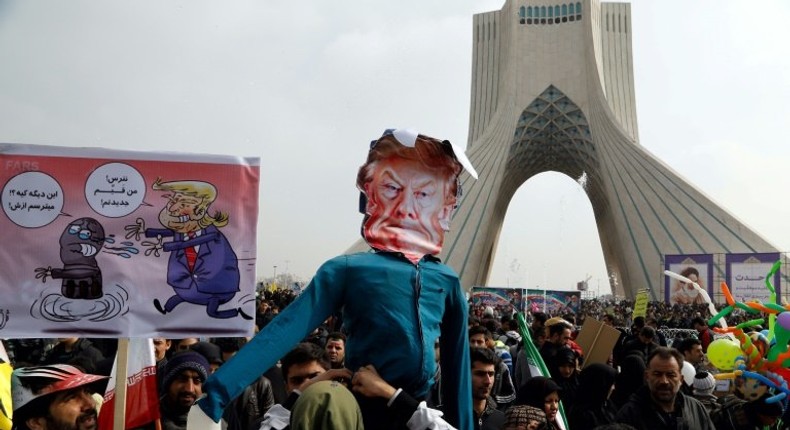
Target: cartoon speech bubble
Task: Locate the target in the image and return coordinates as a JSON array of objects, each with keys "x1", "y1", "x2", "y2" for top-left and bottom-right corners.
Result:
[
  {"x1": 2, "y1": 172, "x2": 65, "y2": 228},
  {"x1": 85, "y1": 163, "x2": 146, "y2": 217}
]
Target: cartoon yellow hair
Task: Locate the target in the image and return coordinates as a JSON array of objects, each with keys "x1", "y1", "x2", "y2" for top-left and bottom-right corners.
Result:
[{"x1": 152, "y1": 178, "x2": 229, "y2": 228}]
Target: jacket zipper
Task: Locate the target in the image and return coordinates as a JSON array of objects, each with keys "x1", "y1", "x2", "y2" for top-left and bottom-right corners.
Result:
[{"x1": 414, "y1": 263, "x2": 425, "y2": 378}]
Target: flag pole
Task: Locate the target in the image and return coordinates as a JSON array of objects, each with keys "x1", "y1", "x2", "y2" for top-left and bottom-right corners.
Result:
[
  {"x1": 113, "y1": 338, "x2": 130, "y2": 430},
  {"x1": 542, "y1": 268, "x2": 547, "y2": 314}
]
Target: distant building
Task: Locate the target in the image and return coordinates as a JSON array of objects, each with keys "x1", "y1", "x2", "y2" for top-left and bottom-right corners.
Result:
[{"x1": 351, "y1": 1, "x2": 777, "y2": 299}]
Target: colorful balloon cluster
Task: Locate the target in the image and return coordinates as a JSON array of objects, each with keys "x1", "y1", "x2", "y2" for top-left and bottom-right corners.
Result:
[{"x1": 667, "y1": 261, "x2": 790, "y2": 406}]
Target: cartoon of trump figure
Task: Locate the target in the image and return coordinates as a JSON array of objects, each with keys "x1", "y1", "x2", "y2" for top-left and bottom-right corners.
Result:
[{"x1": 127, "y1": 178, "x2": 250, "y2": 320}]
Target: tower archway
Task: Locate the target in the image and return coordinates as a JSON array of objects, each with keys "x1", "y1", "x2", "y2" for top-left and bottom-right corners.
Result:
[
  {"x1": 488, "y1": 170, "x2": 608, "y2": 294},
  {"x1": 438, "y1": 0, "x2": 777, "y2": 298},
  {"x1": 348, "y1": 0, "x2": 777, "y2": 299}
]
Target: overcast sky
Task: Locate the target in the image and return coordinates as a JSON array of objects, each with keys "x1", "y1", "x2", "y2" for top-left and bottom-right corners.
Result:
[{"x1": 1, "y1": 1, "x2": 788, "y2": 296}]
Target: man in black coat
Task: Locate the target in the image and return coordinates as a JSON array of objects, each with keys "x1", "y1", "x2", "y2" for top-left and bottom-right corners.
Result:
[
  {"x1": 620, "y1": 326, "x2": 658, "y2": 364},
  {"x1": 616, "y1": 347, "x2": 714, "y2": 430},
  {"x1": 42, "y1": 337, "x2": 104, "y2": 373},
  {"x1": 471, "y1": 347, "x2": 506, "y2": 430}
]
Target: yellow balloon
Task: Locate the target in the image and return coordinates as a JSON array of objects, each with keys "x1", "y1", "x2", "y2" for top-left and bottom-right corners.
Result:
[
  {"x1": 707, "y1": 338, "x2": 742, "y2": 371},
  {"x1": 0, "y1": 362, "x2": 11, "y2": 430}
]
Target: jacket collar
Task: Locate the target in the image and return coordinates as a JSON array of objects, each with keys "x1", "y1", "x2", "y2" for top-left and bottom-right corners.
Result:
[
  {"x1": 372, "y1": 249, "x2": 442, "y2": 264},
  {"x1": 634, "y1": 385, "x2": 687, "y2": 415}
]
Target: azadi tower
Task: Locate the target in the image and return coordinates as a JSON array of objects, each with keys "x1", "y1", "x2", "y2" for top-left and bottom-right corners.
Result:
[{"x1": 351, "y1": 0, "x2": 778, "y2": 299}]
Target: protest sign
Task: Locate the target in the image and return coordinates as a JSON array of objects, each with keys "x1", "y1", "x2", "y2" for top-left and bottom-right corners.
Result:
[
  {"x1": 0, "y1": 143, "x2": 259, "y2": 337},
  {"x1": 575, "y1": 318, "x2": 621, "y2": 368}
]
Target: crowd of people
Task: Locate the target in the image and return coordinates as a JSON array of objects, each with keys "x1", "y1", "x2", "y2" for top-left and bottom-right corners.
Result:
[
  {"x1": 5, "y1": 291, "x2": 788, "y2": 430},
  {"x1": 471, "y1": 296, "x2": 759, "y2": 333},
  {"x1": 5, "y1": 131, "x2": 784, "y2": 429},
  {"x1": 466, "y1": 296, "x2": 786, "y2": 430}
]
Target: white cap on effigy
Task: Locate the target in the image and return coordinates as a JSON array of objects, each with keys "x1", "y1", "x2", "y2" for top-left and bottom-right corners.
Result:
[{"x1": 390, "y1": 128, "x2": 478, "y2": 179}]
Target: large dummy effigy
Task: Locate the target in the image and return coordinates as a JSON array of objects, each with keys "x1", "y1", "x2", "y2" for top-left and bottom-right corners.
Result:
[{"x1": 190, "y1": 129, "x2": 478, "y2": 429}]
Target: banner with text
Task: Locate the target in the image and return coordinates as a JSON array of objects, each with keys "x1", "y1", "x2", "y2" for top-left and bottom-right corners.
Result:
[
  {"x1": 664, "y1": 254, "x2": 713, "y2": 305},
  {"x1": 726, "y1": 253, "x2": 781, "y2": 303},
  {"x1": 0, "y1": 143, "x2": 260, "y2": 337}
]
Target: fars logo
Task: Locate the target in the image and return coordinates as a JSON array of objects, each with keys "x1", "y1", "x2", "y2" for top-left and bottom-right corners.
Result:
[{"x1": 4, "y1": 159, "x2": 40, "y2": 173}]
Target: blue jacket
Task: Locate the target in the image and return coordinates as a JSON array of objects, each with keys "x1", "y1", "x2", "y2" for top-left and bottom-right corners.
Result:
[
  {"x1": 146, "y1": 225, "x2": 240, "y2": 295},
  {"x1": 199, "y1": 251, "x2": 473, "y2": 429}
]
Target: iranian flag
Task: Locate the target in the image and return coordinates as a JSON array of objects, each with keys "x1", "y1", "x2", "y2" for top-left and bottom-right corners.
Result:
[
  {"x1": 99, "y1": 339, "x2": 160, "y2": 429},
  {"x1": 516, "y1": 313, "x2": 567, "y2": 430}
]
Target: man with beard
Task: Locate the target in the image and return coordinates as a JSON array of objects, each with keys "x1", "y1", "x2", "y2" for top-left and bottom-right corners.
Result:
[
  {"x1": 195, "y1": 129, "x2": 477, "y2": 430},
  {"x1": 325, "y1": 332, "x2": 346, "y2": 369},
  {"x1": 615, "y1": 347, "x2": 714, "y2": 430},
  {"x1": 540, "y1": 320, "x2": 573, "y2": 377},
  {"x1": 676, "y1": 337, "x2": 705, "y2": 370},
  {"x1": 11, "y1": 364, "x2": 108, "y2": 430},
  {"x1": 470, "y1": 347, "x2": 505, "y2": 430},
  {"x1": 159, "y1": 351, "x2": 210, "y2": 430}
]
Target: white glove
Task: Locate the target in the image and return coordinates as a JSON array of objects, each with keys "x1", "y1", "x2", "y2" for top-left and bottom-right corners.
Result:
[
  {"x1": 186, "y1": 403, "x2": 221, "y2": 430},
  {"x1": 406, "y1": 401, "x2": 457, "y2": 430},
  {"x1": 258, "y1": 404, "x2": 291, "y2": 430}
]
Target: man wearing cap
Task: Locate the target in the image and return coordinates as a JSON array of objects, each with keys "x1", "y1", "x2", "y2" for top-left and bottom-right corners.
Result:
[
  {"x1": 188, "y1": 341, "x2": 223, "y2": 373},
  {"x1": 689, "y1": 371, "x2": 718, "y2": 413},
  {"x1": 159, "y1": 351, "x2": 210, "y2": 430},
  {"x1": 196, "y1": 129, "x2": 476, "y2": 430},
  {"x1": 11, "y1": 364, "x2": 108, "y2": 430}
]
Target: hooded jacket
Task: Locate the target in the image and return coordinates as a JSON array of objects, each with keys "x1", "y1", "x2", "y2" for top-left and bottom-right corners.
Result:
[
  {"x1": 517, "y1": 376, "x2": 564, "y2": 430},
  {"x1": 42, "y1": 338, "x2": 104, "y2": 372},
  {"x1": 611, "y1": 353, "x2": 647, "y2": 409},
  {"x1": 568, "y1": 363, "x2": 617, "y2": 430}
]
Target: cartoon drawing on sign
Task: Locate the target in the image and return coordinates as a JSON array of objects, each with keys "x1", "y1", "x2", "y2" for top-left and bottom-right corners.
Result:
[
  {"x1": 5, "y1": 166, "x2": 135, "y2": 324},
  {"x1": 34, "y1": 217, "x2": 106, "y2": 299},
  {"x1": 125, "y1": 178, "x2": 251, "y2": 320}
]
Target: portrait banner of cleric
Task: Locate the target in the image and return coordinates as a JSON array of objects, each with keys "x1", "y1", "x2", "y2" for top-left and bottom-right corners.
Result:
[{"x1": 187, "y1": 128, "x2": 478, "y2": 430}]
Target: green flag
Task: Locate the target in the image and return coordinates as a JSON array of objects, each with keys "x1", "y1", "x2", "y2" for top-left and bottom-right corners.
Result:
[{"x1": 516, "y1": 313, "x2": 568, "y2": 430}]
